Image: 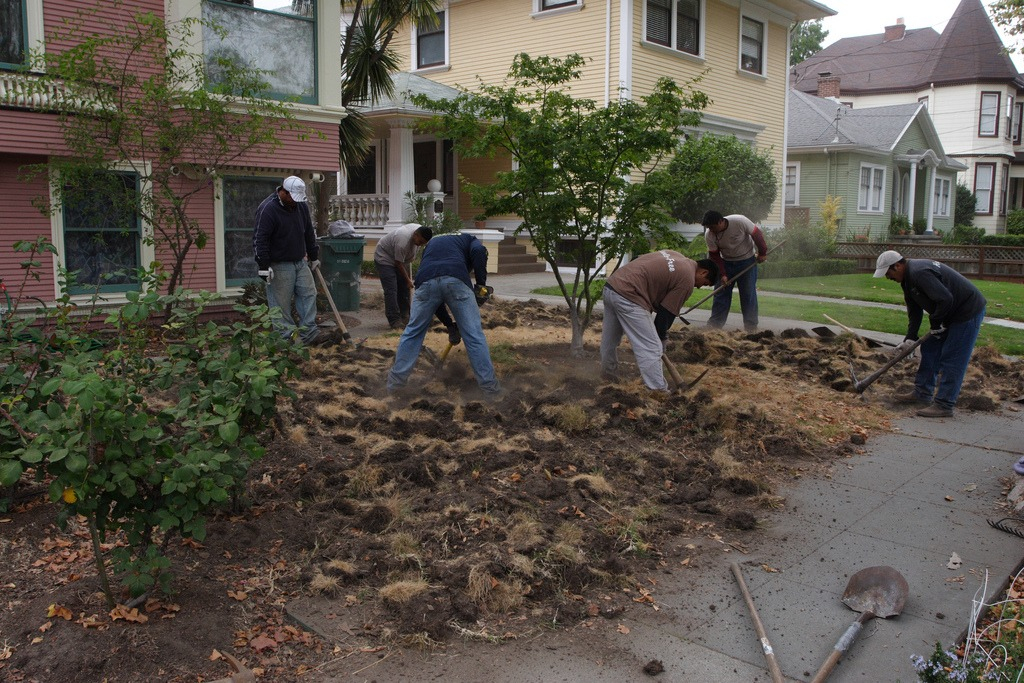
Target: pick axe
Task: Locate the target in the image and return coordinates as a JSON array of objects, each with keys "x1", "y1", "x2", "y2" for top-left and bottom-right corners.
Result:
[
  {"x1": 849, "y1": 331, "x2": 932, "y2": 394},
  {"x1": 662, "y1": 355, "x2": 709, "y2": 394}
]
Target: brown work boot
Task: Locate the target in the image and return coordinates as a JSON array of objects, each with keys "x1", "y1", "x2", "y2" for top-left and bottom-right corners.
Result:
[
  {"x1": 893, "y1": 390, "x2": 930, "y2": 406},
  {"x1": 917, "y1": 404, "x2": 954, "y2": 418}
]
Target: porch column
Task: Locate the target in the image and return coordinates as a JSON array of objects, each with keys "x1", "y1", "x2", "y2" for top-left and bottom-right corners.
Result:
[
  {"x1": 906, "y1": 163, "x2": 917, "y2": 224},
  {"x1": 386, "y1": 118, "x2": 415, "y2": 227},
  {"x1": 925, "y1": 165, "x2": 936, "y2": 234}
]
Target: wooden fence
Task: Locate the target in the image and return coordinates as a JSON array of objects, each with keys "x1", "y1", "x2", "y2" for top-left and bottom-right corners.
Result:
[{"x1": 836, "y1": 242, "x2": 1024, "y2": 282}]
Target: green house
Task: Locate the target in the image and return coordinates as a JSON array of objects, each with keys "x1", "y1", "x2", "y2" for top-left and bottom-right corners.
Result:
[{"x1": 784, "y1": 90, "x2": 967, "y2": 240}]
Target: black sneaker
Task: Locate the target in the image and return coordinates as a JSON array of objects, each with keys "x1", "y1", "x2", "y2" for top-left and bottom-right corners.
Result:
[
  {"x1": 308, "y1": 329, "x2": 343, "y2": 347},
  {"x1": 447, "y1": 323, "x2": 461, "y2": 346}
]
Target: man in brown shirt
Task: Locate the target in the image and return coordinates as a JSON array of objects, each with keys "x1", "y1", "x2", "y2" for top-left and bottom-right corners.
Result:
[{"x1": 601, "y1": 251, "x2": 718, "y2": 394}]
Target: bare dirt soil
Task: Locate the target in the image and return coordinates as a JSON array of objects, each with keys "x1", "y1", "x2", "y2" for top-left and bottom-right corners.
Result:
[{"x1": 2, "y1": 295, "x2": 1021, "y2": 682}]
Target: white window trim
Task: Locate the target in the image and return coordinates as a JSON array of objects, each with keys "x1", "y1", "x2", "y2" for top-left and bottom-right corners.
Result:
[
  {"x1": 531, "y1": 0, "x2": 584, "y2": 18},
  {"x1": 784, "y1": 161, "x2": 800, "y2": 206},
  {"x1": 641, "y1": 0, "x2": 706, "y2": 61},
  {"x1": 49, "y1": 161, "x2": 156, "y2": 303},
  {"x1": 979, "y1": 92, "x2": 1000, "y2": 137},
  {"x1": 738, "y1": 10, "x2": 768, "y2": 78},
  {"x1": 411, "y1": 4, "x2": 449, "y2": 72},
  {"x1": 932, "y1": 177, "x2": 951, "y2": 217},
  {"x1": 974, "y1": 162, "x2": 995, "y2": 215},
  {"x1": 857, "y1": 162, "x2": 886, "y2": 214}
]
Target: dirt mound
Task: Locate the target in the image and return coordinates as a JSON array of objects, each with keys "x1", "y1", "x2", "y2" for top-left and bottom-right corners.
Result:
[{"x1": 2, "y1": 297, "x2": 1021, "y2": 682}]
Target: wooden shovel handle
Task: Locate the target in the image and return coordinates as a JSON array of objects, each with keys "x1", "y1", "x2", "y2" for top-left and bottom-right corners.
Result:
[
  {"x1": 731, "y1": 563, "x2": 785, "y2": 683},
  {"x1": 810, "y1": 611, "x2": 872, "y2": 683},
  {"x1": 312, "y1": 266, "x2": 351, "y2": 342},
  {"x1": 662, "y1": 355, "x2": 685, "y2": 394}
]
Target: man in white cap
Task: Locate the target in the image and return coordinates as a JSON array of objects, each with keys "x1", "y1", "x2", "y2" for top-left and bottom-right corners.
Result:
[
  {"x1": 873, "y1": 250, "x2": 986, "y2": 417},
  {"x1": 253, "y1": 175, "x2": 337, "y2": 346}
]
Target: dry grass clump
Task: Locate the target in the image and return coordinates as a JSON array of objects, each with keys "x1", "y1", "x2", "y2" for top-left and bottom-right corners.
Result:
[
  {"x1": 467, "y1": 563, "x2": 525, "y2": 612},
  {"x1": 569, "y1": 473, "x2": 614, "y2": 497},
  {"x1": 287, "y1": 425, "x2": 308, "y2": 445},
  {"x1": 437, "y1": 459, "x2": 460, "y2": 476},
  {"x1": 347, "y1": 462, "x2": 383, "y2": 497},
  {"x1": 711, "y1": 446, "x2": 742, "y2": 477},
  {"x1": 315, "y1": 403, "x2": 355, "y2": 422},
  {"x1": 505, "y1": 513, "x2": 544, "y2": 552},
  {"x1": 325, "y1": 559, "x2": 357, "y2": 578},
  {"x1": 389, "y1": 531, "x2": 420, "y2": 557},
  {"x1": 379, "y1": 579, "x2": 429, "y2": 604},
  {"x1": 539, "y1": 404, "x2": 594, "y2": 433},
  {"x1": 309, "y1": 570, "x2": 343, "y2": 596}
]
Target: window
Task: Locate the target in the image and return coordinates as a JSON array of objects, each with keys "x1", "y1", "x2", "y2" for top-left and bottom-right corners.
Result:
[
  {"x1": 1002, "y1": 164, "x2": 1010, "y2": 215},
  {"x1": 222, "y1": 177, "x2": 279, "y2": 286},
  {"x1": 62, "y1": 172, "x2": 142, "y2": 294},
  {"x1": 645, "y1": 0, "x2": 701, "y2": 57},
  {"x1": 416, "y1": 10, "x2": 447, "y2": 69},
  {"x1": 538, "y1": 0, "x2": 579, "y2": 9},
  {"x1": 345, "y1": 143, "x2": 381, "y2": 195},
  {"x1": 1008, "y1": 96, "x2": 1015, "y2": 140},
  {"x1": 0, "y1": 0, "x2": 26, "y2": 67},
  {"x1": 203, "y1": 0, "x2": 317, "y2": 104},
  {"x1": 975, "y1": 163, "x2": 995, "y2": 214},
  {"x1": 933, "y1": 178, "x2": 951, "y2": 217},
  {"x1": 979, "y1": 92, "x2": 1000, "y2": 137},
  {"x1": 1014, "y1": 102, "x2": 1023, "y2": 145},
  {"x1": 858, "y1": 164, "x2": 885, "y2": 213},
  {"x1": 740, "y1": 16, "x2": 765, "y2": 75},
  {"x1": 784, "y1": 162, "x2": 800, "y2": 206}
]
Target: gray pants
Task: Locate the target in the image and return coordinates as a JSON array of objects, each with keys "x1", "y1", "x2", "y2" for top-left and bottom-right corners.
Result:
[{"x1": 600, "y1": 286, "x2": 667, "y2": 391}]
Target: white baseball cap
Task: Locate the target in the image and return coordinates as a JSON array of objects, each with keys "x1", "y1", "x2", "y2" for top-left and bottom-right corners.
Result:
[
  {"x1": 281, "y1": 176, "x2": 307, "y2": 202},
  {"x1": 873, "y1": 250, "x2": 903, "y2": 277}
]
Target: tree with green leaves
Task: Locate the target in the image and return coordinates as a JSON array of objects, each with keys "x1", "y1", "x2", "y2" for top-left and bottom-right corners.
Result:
[
  {"x1": 413, "y1": 53, "x2": 709, "y2": 355},
  {"x1": 665, "y1": 134, "x2": 778, "y2": 224},
  {"x1": 338, "y1": 0, "x2": 444, "y2": 169},
  {"x1": 790, "y1": 19, "x2": 829, "y2": 64},
  {"x1": 23, "y1": 9, "x2": 306, "y2": 295},
  {"x1": 992, "y1": 1, "x2": 1024, "y2": 43}
]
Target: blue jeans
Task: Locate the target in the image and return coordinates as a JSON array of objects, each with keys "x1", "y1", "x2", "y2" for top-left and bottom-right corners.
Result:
[
  {"x1": 708, "y1": 257, "x2": 758, "y2": 331},
  {"x1": 266, "y1": 260, "x2": 319, "y2": 344},
  {"x1": 376, "y1": 261, "x2": 410, "y2": 327},
  {"x1": 387, "y1": 276, "x2": 501, "y2": 394},
  {"x1": 914, "y1": 309, "x2": 985, "y2": 409}
]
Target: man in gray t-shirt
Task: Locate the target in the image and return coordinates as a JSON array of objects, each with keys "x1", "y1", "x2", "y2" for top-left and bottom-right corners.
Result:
[{"x1": 374, "y1": 224, "x2": 431, "y2": 329}]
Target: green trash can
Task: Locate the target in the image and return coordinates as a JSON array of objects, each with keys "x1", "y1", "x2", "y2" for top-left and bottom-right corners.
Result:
[{"x1": 319, "y1": 238, "x2": 365, "y2": 312}]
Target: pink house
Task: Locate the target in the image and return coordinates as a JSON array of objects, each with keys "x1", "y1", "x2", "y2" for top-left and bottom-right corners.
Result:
[{"x1": 0, "y1": 0, "x2": 344, "y2": 305}]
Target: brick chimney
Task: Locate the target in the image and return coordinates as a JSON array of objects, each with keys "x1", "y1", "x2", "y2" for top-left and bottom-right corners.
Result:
[
  {"x1": 884, "y1": 18, "x2": 905, "y2": 42},
  {"x1": 817, "y1": 71, "x2": 841, "y2": 99}
]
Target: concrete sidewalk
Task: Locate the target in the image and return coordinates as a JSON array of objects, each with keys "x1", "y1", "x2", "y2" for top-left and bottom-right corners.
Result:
[{"x1": 319, "y1": 272, "x2": 1024, "y2": 682}]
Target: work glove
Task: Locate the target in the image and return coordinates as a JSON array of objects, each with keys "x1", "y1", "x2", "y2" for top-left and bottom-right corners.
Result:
[
  {"x1": 891, "y1": 338, "x2": 918, "y2": 359},
  {"x1": 447, "y1": 322, "x2": 461, "y2": 346},
  {"x1": 258, "y1": 267, "x2": 274, "y2": 283},
  {"x1": 309, "y1": 259, "x2": 320, "y2": 272},
  {"x1": 930, "y1": 325, "x2": 949, "y2": 341},
  {"x1": 474, "y1": 284, "x2": 494, "y2": 306}
]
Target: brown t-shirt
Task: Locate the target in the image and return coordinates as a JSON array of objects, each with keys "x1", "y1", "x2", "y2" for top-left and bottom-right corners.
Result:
[{"x1": 607, "y1": 250, "x2": 696, "y2": 314}]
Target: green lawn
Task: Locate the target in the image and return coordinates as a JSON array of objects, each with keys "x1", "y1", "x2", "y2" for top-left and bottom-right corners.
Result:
[
  {"x1": 758, "y1": 274, "x2": 1024, "y2": 322},
  {"x1": 531, "y1": 276, "x2": 1024, "y2": 356}
]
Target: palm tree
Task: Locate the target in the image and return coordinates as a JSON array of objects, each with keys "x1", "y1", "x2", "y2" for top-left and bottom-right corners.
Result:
[{"x1": 339, "y1": 0, "x2": 443, "y2": 169}]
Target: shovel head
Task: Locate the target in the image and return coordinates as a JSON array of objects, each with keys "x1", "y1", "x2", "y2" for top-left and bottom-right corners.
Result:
[{"x1": 841, "y1": 565, "x2": 909, "y2": 618}]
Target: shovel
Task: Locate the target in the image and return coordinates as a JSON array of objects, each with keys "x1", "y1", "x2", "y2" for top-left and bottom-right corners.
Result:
[
  {"x1": 312, "y1": 266, "x2": 354, "y2": 345},
  {"x1": 810, "y1": 565, "x2": 909, "y2": 683},
  {"x1": 822, "y1": 314, "x2": 893, "y2": 349}
]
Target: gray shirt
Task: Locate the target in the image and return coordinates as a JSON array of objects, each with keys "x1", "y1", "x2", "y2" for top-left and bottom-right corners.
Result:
[{"x1": 374, "y1": 224, "x2": 420, "y2": 267}]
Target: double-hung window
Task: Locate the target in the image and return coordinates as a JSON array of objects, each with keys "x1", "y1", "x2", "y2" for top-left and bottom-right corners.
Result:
[
  {"x1": 858, "y1": 164, "x2": 885, "y2": 213},
  {"x1": 416, "y1": 11, "x2": 447, "y2": 69},
  {"x1": 932, "y1": 178, "x2": 951, "y2": 217},
  {"x1": 974, "y1": 163, "x2": 995, "y2": 215},
  {"x1": 979, "y1": 92, "x2": 1000, "y2": 137},
  {"x1": 222, "y1": 176, "x2": 279, "y2": 286},
  {"x1": 740, "y1": 16, "x2": 765, "y2": 75},
  {"x1": 1014, "y1": 102, "x2": 1023, "y2": 145},
  {"x1": 539, "y1": 0, "x2": 579, "y2": 9},
  {"x1": 1007, "y1": 96, "x2": 1015, "y2": 140},
  {"x1": 62, "y1": 172, "x2": 142, "y2": 294},
  {"x1": 645, "y1": 0, "x2": 701, "y2": 57},
  {"x1": 784, "y1": 162, "x2": 799, "y2": 206},
  {"x1": 0, "y1": 0, "x2": 27, "y2": 68}
]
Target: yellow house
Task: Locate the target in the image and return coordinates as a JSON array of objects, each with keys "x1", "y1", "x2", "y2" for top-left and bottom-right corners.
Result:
[{"x1": 335, "y1": 0, "x2": 835, "y2": 269}]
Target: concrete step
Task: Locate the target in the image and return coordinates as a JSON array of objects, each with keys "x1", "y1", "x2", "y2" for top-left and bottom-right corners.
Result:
[{"x1": 496, "y1": 261, "x2": 547, "y2": 275}]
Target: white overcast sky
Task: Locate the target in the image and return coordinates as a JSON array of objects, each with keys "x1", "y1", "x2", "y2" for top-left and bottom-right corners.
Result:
[{"x1": 820, "y1": 0, "x2": 1024, "y2": 69}]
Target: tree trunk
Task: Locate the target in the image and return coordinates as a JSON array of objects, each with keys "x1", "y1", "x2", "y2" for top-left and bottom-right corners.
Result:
[{"x1": 569, "y1": 311, "x2": 585, "y2": 358}]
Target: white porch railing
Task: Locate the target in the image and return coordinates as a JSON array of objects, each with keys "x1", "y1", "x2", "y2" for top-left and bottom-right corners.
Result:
[
  {"x1": 0, "y1": 72, "x2": 65, "y2": 109},
  {"x1": 330, "y1": 194, "x2": 390, "y2": 227}
]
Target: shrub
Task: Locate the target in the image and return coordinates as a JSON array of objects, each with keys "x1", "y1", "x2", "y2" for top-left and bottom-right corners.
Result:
[
  {"x1": 888, "y1": 214, "x2": 912, "y2": 237},
  {"x1": 913, "y1": 218, "x2": 928, "y2": 235},
  {"x1": 981, "y1": 234, "x2": 1024, "y2": 247},
  {"x1": 1006, "y1": 208, "x2": 1024, "y2": 235},
  {"x1": 943, "y1": 224, "x2": 986, "y2": 245},
  {"x1": 955, "y1": 184, "x2": 977, "y2": 226}
]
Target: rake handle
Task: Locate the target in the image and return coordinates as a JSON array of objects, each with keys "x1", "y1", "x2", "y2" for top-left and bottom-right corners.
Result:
[
  {"x1": 312, "y1": 265, "x2": 352, "y2": 342},
  {"x1": 731, "y1": 563, "x2": 785, "y2": 683},
  {"x1": 851, "y1": 331, "x2": 931, "y2": 393}
]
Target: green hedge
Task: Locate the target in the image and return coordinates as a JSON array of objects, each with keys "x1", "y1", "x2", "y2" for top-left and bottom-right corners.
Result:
[
  {"x1": 759, "y1": 259, "x2": 858, "y2": 279},
  {"x1": 980, "y1": 234, "x2": 1024, "y2": 247}
]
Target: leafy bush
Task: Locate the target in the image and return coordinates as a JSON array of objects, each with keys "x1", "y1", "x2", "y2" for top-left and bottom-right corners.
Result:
[
  {"x1": 943, "y1": 224, "x2": 986, "y2": 245},
  {"x1": 981, "y1": 234, "x2": 1024, "y2": 247},
  {"x1": 405, "y1": 191, "x2": 465, "y2": 235},
  {"x1": 955, "y1": 184, "x2": 977, "y2": 227},
  {"x1": 1006, "y1": 208, "x2": 1024, "y2": 235},
  {"x1": 913, "y1": 218, "x2": 928, "y2": 235},
  {"x1": 758, "y1": 259, "x2": 857, "y2": 279},
  {"x1": 768, "y1": 220, "x2": 837, "y2": 261},
  {"x1": 1, "y1": 241, "x2": 302, "y2": 605},
  {"x1": 888, "y1": 214, "x2": 912, "y2": 237}
]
